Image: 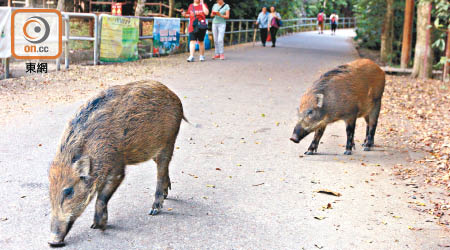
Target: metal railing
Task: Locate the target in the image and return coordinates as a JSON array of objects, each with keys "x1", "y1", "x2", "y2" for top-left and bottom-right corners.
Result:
[{"x1": 57, "y1": 12, "x2": 98, "y2": 70}]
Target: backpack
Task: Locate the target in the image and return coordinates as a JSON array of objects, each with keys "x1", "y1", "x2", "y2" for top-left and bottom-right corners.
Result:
[
  {"x1": 271, "y1": 17, "x2": 279, "y2": 28},
  {"x1": 317, "y1": 13, "x2": 324, "y2": 22}
]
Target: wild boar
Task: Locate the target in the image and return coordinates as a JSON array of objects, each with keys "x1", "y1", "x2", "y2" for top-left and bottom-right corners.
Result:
[
  {"x1": 48, "y1": 80, "x2": 187, "y2": 247},
  {"x1": 290, "y1": 59, "x2": 385, "y2": 155}
]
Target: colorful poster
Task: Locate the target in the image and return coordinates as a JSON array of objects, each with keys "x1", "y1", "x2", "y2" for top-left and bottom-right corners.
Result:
[
  {"x1": 0, "y1": 7, "x2": 12, "y2": 58},
  {"x1": 153, "y1": 18, "x2": 180, "y2": 56},
  {"x1": 100, "y1": 15, "x2": 139, "y2": 62}
]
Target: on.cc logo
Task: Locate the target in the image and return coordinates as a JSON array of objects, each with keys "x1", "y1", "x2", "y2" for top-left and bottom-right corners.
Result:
[{"x1": 22, "y1": 16, "x2": 51, "y2": 44}]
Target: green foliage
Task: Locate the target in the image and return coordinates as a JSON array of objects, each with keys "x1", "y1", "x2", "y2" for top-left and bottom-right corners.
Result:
[
  {"x1": 304, "y1": 0, "x2": 354, "y2": 17},
  {"x1": 173, "y1": 0, "x2": 304, "y2": 19},
  {"x1": 431, "y1": 0, "x2": 449, "y2": 69},
  {"x1": 353, "y1": 0, "x2": 386, "y2": 50}
]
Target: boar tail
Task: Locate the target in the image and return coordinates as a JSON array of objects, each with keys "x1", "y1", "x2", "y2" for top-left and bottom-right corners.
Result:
[{"x1": 182, "y1": 114, "x2": 190, "y2": 124}]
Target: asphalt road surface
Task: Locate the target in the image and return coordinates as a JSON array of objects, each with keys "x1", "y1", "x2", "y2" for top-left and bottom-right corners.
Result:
[{"x1": 0, "y1": 29, "x2": 448, "y2": 249}]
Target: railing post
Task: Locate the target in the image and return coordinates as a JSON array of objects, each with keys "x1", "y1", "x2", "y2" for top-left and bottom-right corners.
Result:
[
  {"x1": 245, "y1": 21, "x2": 249, "y2": 42},
  {"x1": 65, "y1": 15, "x2": 70, "y2": 69},
  {"x1": 237, "y1": 21, "x2": 242, "y2": 43},
  {"x1": 94, "y1": 14, "x2": 98, "y2": 65},
  {"x1": 229, "y1": 21, "x2": 234, "y2": 45},
  {"x1": 2, "y1": 58, "x2": 9, "y2": 79}
]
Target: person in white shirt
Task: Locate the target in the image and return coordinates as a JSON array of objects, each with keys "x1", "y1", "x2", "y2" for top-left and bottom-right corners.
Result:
[
  {"x1": 330, "y1": 11, "x2": 339, "y2": 35},
  {"x1": 267, "y1": 6, "x2": 282, "y2": 47}
]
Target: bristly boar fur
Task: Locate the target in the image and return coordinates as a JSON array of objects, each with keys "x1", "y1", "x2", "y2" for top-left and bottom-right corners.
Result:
[
  {"x1": 48, "y1": 80, "x2": 187, "y2": 247},
  {"x1": 290, "y1": 59, "x2": 385, "y2": 155}
]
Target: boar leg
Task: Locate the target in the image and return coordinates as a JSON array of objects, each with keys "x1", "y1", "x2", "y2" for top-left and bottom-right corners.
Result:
[
  {"x1": 363, "y1": 99, "x2": 381, "y2": 151},
  {"x1": 344, "y1": 118, "x2": 357, "y2": 155},
  {"x1": 149, "y1": 145, "x2": 173, "y2": 216},
  {"x1": 305, "y1": 126, "x2": 326, "y2": 155},
  {"x1": 91, "y1": 171, "x2": 125, "y2": 230}
]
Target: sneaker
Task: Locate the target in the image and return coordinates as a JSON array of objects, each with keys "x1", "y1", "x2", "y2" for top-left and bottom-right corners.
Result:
[
  {"x1": 212, "y1": 54, "x2": 220, "y2": 59},
  {"x1": 187, "y1": 56, "x2": 194, "y2": 62},
  {"x1": 199, "y1": 55, "x2": 205, "y2": 62},
  {"x1": 219, "y1": 54, "x2": 225, "y2": 60}
]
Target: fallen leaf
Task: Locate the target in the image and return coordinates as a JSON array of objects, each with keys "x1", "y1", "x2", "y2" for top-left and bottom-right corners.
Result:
[{"x1": 316, "y1": 189, "x2": 341, "y2": 197}]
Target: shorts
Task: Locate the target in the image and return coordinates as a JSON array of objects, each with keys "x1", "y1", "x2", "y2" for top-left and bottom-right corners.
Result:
[
  {"x1": 189, "y1": 28, "x2": 207, "y2": 42},
  {"x1": 318, "y1": 21, "x2": 324, "y2": 29}
]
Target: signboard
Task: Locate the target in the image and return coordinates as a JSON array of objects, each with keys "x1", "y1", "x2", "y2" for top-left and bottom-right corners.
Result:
[
  {"x1": 0, "y1": 7, "x2": 12, "y2": 58},
  {"x1": 100, "y1": 15, "x2": 139, "y2": 62},
  {"x1": 11, "y1": 9, "x2": 62, "y2": 59},
  {"x1": 153, "y1": 17, "x2": 180, "y2": 56}
]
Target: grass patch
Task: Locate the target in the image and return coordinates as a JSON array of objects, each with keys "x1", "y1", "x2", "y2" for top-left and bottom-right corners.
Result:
[{"x1": 69, "y1": 21, "x2": 94, "y2": 50}]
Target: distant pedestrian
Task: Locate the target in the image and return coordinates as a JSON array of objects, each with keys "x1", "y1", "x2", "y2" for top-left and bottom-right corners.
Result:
[
  {"x1": 317, "y1": 9, "x2": 326, "y2": 34},
  {"x1": 330, "y1": 11, "x2": 339, "y2": 35},
  {"x1": 267, "y1": 6, "x2": 282, "y2": 47},
  {"x1": 256, "y1": 7, "x2": 269, "y2": 47},
  {"x1": 211, "y1": 0, "x2": 230, "y2": 60},
  {"x1": 182, "y1": 0, "x2": 209, "y2": 62}
]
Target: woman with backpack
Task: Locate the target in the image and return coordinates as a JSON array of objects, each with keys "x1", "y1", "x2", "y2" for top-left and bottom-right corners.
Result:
[
  {"x1": 267, "y1": 6, "x2": 282, "y2": 47},
  {"x1": 317, "y1": 9, "x2": 326, "y2": 34},
  {"x1": 330, "y1": 11, "x2": 339, "y2": 35},
  {"x1": 211, "y1": 0, "x2": 230, "y2": 60},
  {"x1": 182, "y1": 0, "x2": 209, "y2": 62}
]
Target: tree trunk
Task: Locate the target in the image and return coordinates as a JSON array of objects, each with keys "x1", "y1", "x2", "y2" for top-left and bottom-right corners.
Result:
[
  {"x1": 135, "y1": 0, "x2": 146, "y2": 16},
  {"x1": 380, "y1": 0, "x2": 394, "y2": 63},
  {"x1": 444, "y1": 29, "x2": 450, "y2": 82},
  {"x1": 412, "y1": 1, "x2": 433, "y2": 78},
  {"x1": 168, "y1": 0, "x2": 175, "y2": 17},
  {"x1": 56, "y1": 0, "x2": 64, "y2": 11},
  {"x1": 56, "y1": 0, "x2": 74, "y2": 11},
  {"x1": 400, "y1": 0, "x2": 414, "y2": 68}
]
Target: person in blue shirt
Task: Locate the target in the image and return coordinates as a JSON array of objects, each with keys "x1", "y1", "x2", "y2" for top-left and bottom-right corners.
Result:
[{"x1": 256, "y1": 7, "x2": 269, "y2": 47}]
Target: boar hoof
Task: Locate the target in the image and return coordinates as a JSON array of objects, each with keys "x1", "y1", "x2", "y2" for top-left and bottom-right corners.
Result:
[
  {"x1": 344, "y1": 150, "x2": 352, "y2": 155},
  {"x1": 48, "y1": 241, "x2": 66, "y2": 248},
  {"x1": 90, "y1": 222, "x2": 106, "y2": 230},
  {"x1": 149, "y1": 208, "x2": 160, "y2": 216},
  {"x1": 304, "y1": 151, "x2": 315, "y2": 155}
]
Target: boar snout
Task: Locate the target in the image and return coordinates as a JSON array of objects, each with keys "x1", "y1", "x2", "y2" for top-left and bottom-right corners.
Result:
[
  {"x1": 290, "y1": 123, "x2": 310, "y2": 143},
  {"x1": 48, "y1": 218, "x2": 74, "y2": 247}
]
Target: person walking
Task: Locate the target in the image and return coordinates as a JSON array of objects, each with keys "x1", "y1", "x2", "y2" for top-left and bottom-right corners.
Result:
[
  {"x1": 211, "y1": 0, "x2": 230, "y2": 60},
  {"x1": 182, "y1": 0, "x2": 209, "y2": 62},
  {"x1": 267, "y1": 6, "x2": 281, "y2": 47},
  {"x1": 330, "y1": 11, "x2": 339, "y2": 35},
  {"x1": 317, "y1": 9, "x2": 326, "y2": 34},
  {"x1": 256, "y1": 6, "x2": 269, "y2": 47}
]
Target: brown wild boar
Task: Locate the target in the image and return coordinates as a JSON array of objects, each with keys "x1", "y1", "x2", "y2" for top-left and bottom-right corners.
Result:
[
  {"x1": 290, "y1": 59, "x2": 385, "y2": 155},
  {"x1": 48, "y1": 81, "x2": 187, "y2": 247}
]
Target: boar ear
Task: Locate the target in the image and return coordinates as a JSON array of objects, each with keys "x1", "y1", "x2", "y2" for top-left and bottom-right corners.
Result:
[
  {"x1": 73, "y1": 155, "x2": 91, "y2": 178},
  {"x1": 316, "y1": 94, "x2": 324, "y2": 108}
]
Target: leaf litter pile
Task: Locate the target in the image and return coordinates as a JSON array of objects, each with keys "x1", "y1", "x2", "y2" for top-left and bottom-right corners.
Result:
[{"x1": 378, "y1": 75, "x2": 449, "y2": 225}]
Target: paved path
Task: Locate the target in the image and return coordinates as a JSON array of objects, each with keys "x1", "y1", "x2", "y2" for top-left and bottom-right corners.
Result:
[{"x1": 0, "y1": 30, "x2": 448, "y2": 249}]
